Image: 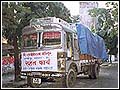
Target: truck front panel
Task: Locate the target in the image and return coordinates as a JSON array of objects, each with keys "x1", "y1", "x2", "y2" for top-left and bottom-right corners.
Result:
[{"x1": 21, "y1": 50, "x2": 58, "y2": 72}]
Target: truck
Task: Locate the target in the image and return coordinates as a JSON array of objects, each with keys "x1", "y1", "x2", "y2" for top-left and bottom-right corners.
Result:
[{"x1": 20, "y1": 17, "x2": 108, "y2": 88}]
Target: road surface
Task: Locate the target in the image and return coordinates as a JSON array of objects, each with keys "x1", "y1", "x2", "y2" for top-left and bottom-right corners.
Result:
[{"x1": 2, "y1": 62, "x2": 118, "y2": 89}]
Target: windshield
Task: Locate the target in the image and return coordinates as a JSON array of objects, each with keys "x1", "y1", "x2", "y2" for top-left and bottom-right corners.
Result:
[
  {"x1": 42, "y1": 31, "x2": 61, "y2": 45},
  {"x1": 23, "y1": 33, "x2": 37, "y2": 47}
]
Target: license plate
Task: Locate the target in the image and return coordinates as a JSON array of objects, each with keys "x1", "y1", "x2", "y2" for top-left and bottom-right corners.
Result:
[
  {"x1": 32, "y1": 72, "x2": 41, "y2": 76},
  {"x1": 33, "y1": 78, "x2": 41, "y2": 84}
]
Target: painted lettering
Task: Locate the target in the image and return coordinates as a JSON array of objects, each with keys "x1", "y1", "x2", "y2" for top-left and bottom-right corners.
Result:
[
  {"x1": 39, "y1": 59, "x2": 50, "y2": 65},
  {"x1": 25, "y1": 61, "x2": 37, "y2": 66}
]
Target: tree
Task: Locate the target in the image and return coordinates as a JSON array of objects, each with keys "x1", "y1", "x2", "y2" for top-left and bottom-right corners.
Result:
[
  {"x1": 71, "y1": 15, "x2": 80, "y2": 23},
  {"x1": 88, "y1": 2, "x2": 118, "y2": 62},
  {"x1": 2, "y1": 2, "x2": 72, "y2": 81},
  {"x1": 22, "y1": 2, "x2": 72, "y2": 22},
  {"x1": 2, "y1": 2, "x2": 32, "y2": 81}
]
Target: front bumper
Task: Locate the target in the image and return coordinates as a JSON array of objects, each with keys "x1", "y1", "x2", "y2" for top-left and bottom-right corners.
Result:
[{"x1": 21, "y1": 71, "x2": 66, "y2": 82}]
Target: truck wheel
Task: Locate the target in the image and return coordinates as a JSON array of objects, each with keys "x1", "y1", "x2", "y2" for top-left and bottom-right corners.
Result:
[
  {"x1": 89, "y1": 64, "x2": 100, "y2": 79},
  {"x1": 89, "y1": 74, "x2": 94, "y2": 79},
  {"x1": 66, "y1": 68, "x2": 77, "y2": 88},
  {"x1": 93, "y1": 63, "x2": 100, "y2": 79}
]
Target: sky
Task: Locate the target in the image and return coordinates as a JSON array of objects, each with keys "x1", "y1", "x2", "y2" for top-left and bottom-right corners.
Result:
[{"x1": 61, "y1": 1, "x2": 117, "y2": 16}]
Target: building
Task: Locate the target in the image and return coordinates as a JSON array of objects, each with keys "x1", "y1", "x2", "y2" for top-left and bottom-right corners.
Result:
[{"x1": 79, "y1": 2, "x2": 98, "y2": 29}]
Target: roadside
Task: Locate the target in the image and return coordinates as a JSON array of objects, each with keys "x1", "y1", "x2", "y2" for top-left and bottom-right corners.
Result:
[
  {"x1": 101, "y1": 60, "x2": 118, "y2": 66},
  {"x1": 2, "y1": 71, "x2": 27, "y2": 88},
  {"x1": 1, "y1": 60, "x2": 118, "y2": 88}
]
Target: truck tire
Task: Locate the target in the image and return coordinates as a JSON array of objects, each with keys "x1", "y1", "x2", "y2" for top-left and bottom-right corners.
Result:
[
  {"x1": 89, "y1": 63, "x2": 100, "y2": 79},
  {"x1": 94, "y1": 63, "x2": 100, "y2": 79},
  {"x1": 66, "y1": 68, "x2": 77, "y2": 88}
]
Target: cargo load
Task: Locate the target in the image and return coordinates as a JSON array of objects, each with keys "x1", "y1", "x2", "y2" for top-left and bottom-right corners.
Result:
[{"x1": 76, "y1": 23, "x2": 108, "y2": 61}]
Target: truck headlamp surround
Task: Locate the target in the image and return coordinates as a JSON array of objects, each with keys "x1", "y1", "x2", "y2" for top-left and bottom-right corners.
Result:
[
  {"x1": 57, "y1": 52, "x2": 66, "y2": 58},
  {"x1": 57, "y1": 52, "x2": 66, "y2": 71}
]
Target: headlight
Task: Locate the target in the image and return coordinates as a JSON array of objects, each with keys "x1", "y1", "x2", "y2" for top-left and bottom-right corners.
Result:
[{"x1": 57, "y1": 52, "x2": 66, "y2": 58}]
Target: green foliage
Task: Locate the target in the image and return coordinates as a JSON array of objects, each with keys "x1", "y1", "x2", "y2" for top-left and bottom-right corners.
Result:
[
  {"x1": 2, "y1": 2, "x2": 72, "y2": 46},
  {"x1": 2, "y1": 2, "x2": 72, "y2": 81},
  {"x1": 71, "y1": 15, "x2": 79, "y2": 23},
  {"x1": 2, "y1": 2, "x2": 31, "y2": 45},
  {"x1": 21, "y1": 2, "x2": 72, "y2": 22},
  {"x1": 88, "y1": 2, "x2": 118, "y2": 55},
  {"x1": 91, "y1": 25, "x2": 96, "y2": 33}
]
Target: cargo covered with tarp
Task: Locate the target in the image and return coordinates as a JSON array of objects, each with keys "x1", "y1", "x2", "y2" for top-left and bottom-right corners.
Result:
[{"x1": 76, "y1": 23, "x2": 108, "y2": 60}]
